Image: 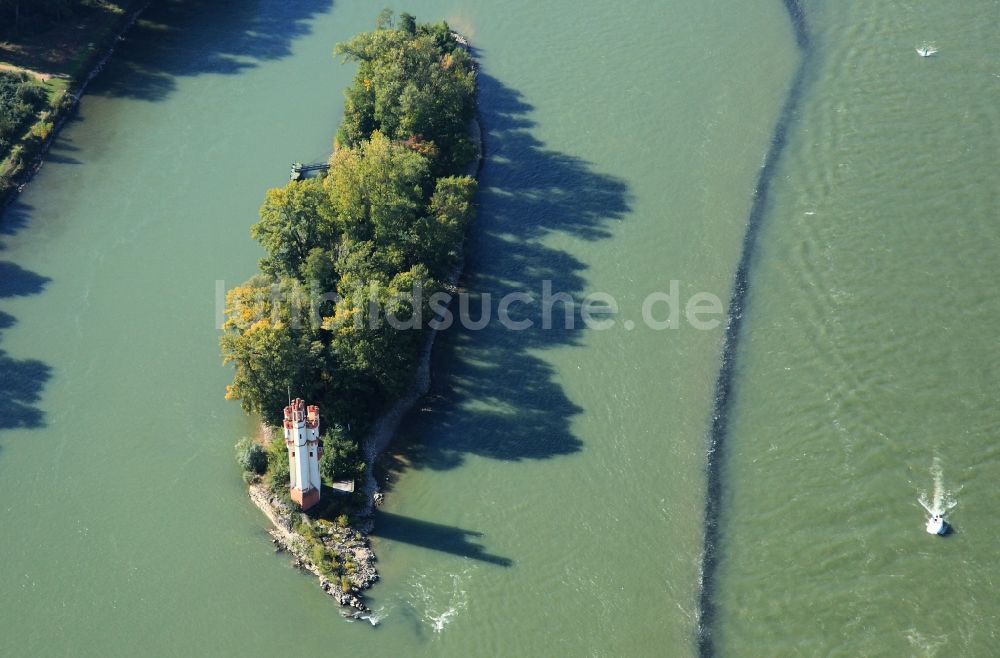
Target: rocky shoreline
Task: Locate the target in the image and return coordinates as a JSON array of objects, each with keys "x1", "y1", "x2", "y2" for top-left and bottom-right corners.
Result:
[
  {"x1": 246, "y1": 32, "x2": 483, "y2": 617},
  {"x1": 248, "y1": 482, "x2": 378, "y2": 615}
]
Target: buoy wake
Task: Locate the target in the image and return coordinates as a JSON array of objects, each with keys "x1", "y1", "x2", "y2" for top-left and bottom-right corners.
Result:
[{"x1": 918, "y1": 457, "x2": 956, "y2": 536}]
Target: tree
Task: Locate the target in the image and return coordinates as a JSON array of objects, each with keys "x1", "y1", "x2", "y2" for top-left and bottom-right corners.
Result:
[
  {"x1": 301, "y1": 246, "x2": 339, "y2": 298},
  {"x1": 337, "y1": 77, "x2": 376, "y2": 148},
  {"x1": 399, "y1": 12, "x2": 416, "y2": 35},
  {"x1": 319, "y1": 426, "x2": 364, "y2": 484},
  {"x1": 325, "y1": 264, "x2": 436, "y2": 396},
  {"x1": 220, "y1": 275, "x2": 316, "y2": 423},
  {"x1": 375, "y1": 7, "x2": 394, "y2": 30},
  {"x1": 251, "y1": 178, "x2": 338, "y2": 279},
  {"x1": 413, "y1": 175, "x2": 477, "y2": 276},
  {"x1": 235, "y1": 437, "x2": 267, "y2": 475},
  {"x1": 0, "y1": 72, "x2": 48, "y2": 152},
  {"x1": 325, "y1": 131, "x2": 431, "y2": 273}
]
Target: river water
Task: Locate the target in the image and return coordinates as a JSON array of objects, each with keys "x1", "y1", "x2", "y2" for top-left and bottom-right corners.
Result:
[{"x1": 0, "y1": 1, "x2": 995, "y2": 656}]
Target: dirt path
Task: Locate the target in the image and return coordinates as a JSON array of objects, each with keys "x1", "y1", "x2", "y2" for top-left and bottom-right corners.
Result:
[{"x1": 0, "y1": 62, "x2": 58, "y2": 82}]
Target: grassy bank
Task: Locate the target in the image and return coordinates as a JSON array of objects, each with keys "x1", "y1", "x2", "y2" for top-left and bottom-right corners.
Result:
[{"x1": 0, "y1": 0, "x2": 148, "y2": 205}]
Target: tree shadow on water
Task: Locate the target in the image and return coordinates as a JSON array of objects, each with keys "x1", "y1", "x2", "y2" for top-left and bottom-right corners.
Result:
[
  {"x1": 0, "y1": 261, "x2": 50, "y2": 297},
  {"x1": 90, "y1": 0, "x2": 334, "y2": 102},
  {"x1": 0, "y1": 345, "x2": 51, "y2": 429},
  {"x1": 376, "y1": 70, "x2": 631, "y2": 558},
  {"x1": 44, "y1": 138, "x2": 83, "y2": 165},
  {"x1": 0, "y1": 202, "x2": 54, "y2": 432}
]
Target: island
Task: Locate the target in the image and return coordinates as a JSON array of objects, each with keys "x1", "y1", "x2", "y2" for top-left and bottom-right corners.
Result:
[{"x1": 220, "y1": 11, "x2": 482, "y2": 615}]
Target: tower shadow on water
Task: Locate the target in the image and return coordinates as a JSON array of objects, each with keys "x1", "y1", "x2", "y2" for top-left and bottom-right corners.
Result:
[{"x1": 697, "y1": 2, "x2": 813, "y2": 656}]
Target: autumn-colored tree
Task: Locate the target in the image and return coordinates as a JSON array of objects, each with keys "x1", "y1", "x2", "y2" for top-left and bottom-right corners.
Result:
[{"x1": 220, "y1": 275, "x2": 318, "y2": 423}]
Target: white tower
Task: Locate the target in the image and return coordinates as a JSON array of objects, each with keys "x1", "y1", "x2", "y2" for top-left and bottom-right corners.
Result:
[{"x1": 282, "y1": 398, "x2": 323, "y2": 510}]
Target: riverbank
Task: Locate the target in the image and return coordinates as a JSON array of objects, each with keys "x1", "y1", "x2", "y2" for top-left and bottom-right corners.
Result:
[{"x1": 0, "y1": 0, "x2": 149, "y2": 208}]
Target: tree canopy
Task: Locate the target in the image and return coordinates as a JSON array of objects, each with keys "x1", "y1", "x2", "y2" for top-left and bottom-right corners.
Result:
[
  {"x1": 251, "y1": 177, "x2": 337, "y2": 280},
  {"x1": 221, "y1": 12, "x2": 478, "y2": 455},
  {"x1": 334, "y1": 16, "x2": 477, "y2": 174}
]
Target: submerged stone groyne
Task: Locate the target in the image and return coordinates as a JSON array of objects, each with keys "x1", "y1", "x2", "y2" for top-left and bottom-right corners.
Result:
[{"x1": 696, "y1": 2, "x2": 813, "y2": 656}]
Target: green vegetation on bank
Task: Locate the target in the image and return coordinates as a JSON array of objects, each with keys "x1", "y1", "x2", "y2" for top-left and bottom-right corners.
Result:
[
  {"x1": 0, "y1": 69, "x2": 71, "y2": 197},
  {"x1": 0, "y1": 0, "x2": 144, "y2": 201},
  {"x1": 224, "y1": 12, "x2": 478, "y2": 505},
  {"x1": 0, "y1": 72, "x2": 51, "y2": 155}
]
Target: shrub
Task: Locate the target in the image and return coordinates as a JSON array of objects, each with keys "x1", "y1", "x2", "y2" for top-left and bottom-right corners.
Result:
[
  {"x1": 310, "y1": 544, "x2": 338, "y2": 577},
  {"x1": 234, "y1": 437, "x2": 267, "y2": 475},
  {"x1": 264, "y1": 434, "x2": 290, "y2": 494},
  {"x1": 16, "y1": 84, "x2": 48, "y2": 107},
  {"x1": 295, "y1": 520, "x2": 318, "y2": 542},
  {"x1": 266, "y1": 458, "x2": 290, "y2": 495},
  {"x1": 0, "y1": 72, "x2": 49, "y2": 159},
  {"x1": 339, "y1": 575, "x2": 352, "y2": 593},
  {"x1": 29, "y1": 121, "x2": 53, "y2": 141}
]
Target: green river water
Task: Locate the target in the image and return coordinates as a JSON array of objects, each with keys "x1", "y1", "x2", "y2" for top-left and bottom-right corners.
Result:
[{"x1": 0, "y1": 1, "x2": 996, "y2": 656}]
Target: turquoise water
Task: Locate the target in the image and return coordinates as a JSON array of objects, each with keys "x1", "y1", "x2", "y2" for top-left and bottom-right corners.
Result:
[{"x1": 0, "y1": 0, "x2": 995, "y2": 655}]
